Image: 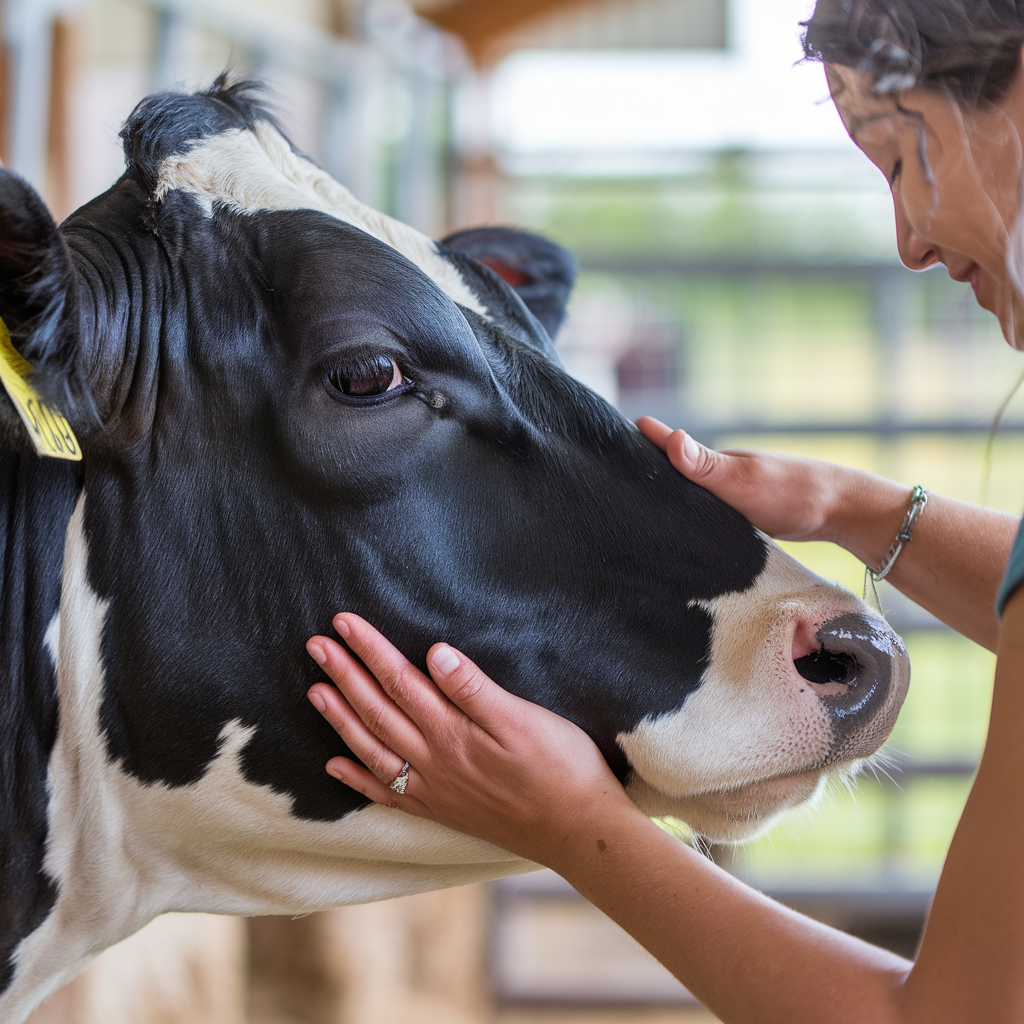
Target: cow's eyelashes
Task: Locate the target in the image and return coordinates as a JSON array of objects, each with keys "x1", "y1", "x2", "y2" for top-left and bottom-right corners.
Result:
[
  {"x1": 329, "y1": 354, "x2": 401, "y2": 396},
  {"x1": 325, "y1": 354, "x2": 414, "y2": 403}
]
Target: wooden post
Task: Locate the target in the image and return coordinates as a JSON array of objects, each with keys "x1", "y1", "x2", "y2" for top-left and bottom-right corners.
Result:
[
  {"x1": 45, "y1": 14, "x2": 80, "y2": 221},
  {"x1": 249, "y1": 884, "x2": 492, "y2": 1024}
]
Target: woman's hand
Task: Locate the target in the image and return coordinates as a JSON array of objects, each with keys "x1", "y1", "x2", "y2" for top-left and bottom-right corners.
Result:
[
  {"x1": 637, "y1": 416, "x2": 861, "y2": 544},
  {"x1": 306, "y1": 614, "x2": 632, "y2": 869},
  {"x1": 637, "y1": 416, "x2": 1017, "y2": 651}
]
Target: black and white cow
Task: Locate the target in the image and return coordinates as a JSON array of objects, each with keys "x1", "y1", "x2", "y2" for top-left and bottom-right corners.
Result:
[{"x1": 0, "y1": 78, "x2": 909, "y2": 1023}]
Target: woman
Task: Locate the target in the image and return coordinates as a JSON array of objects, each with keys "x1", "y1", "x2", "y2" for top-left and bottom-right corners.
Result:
[{"x1": 305, "y1": 2, "x2": 1024, "y2": 1020}]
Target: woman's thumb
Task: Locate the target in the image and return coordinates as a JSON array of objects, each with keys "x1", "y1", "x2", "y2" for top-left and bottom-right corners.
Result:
[
  {"x1": 637, "y1": 417, "x2": 721, "y2": 483},
  {"x1": 427, "y1": 644, "x2": 508, "y2": 731},
  {"x1": 666, "y1": 428, "x2": 720, "y2": 481}
]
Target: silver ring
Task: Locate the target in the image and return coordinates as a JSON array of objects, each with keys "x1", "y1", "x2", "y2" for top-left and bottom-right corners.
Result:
[{"x1": 389, "y1": 761, "x2": 410, "y2": 795}]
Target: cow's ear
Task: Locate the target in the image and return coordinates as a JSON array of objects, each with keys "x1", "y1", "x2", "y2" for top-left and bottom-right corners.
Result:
[
  {"x1": 0, "y1": 170, "x2": 94, "y2": 427},
  {"x1": 441, "y1": 227, "x2": 578, "y2": 340}
]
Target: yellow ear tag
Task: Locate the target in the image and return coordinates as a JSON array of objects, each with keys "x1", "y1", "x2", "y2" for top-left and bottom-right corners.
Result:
[{"x1": 0, "y1": 316, "x2": 82, "y2": 460}]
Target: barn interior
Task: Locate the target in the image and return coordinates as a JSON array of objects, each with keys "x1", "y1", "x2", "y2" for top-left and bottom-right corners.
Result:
[{"x1": 3, "y1": 0, "x2": 1021, "y2": 1022}]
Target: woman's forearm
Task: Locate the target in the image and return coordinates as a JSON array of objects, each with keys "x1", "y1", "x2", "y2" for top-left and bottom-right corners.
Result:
[
  {"x1": 826, "y1": 472, "x2": 1018, "y2": 652},
  {"x1": 552, "y1": 798, "x2": 909, "y2": 1024}
]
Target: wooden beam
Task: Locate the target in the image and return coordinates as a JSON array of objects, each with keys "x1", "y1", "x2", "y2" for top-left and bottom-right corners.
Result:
[{"x1": 419, "y1": 0, "x2": 593, "y2": 62}]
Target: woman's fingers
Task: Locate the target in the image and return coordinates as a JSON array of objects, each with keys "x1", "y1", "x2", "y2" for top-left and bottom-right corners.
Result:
[
  {"x1": 334, "y1": 613, "x2": 461, "y2": 725},
  {"x1": 324, "y1": 755, "x2": 395, "y2": 799},
  {"x1": 307, "y1": 635, "x2": 426, "y2": 766},
  {"x1": 330, "y1": 614, "x2": 557, "y2": 744},
  {"x1": 324, "y1": 754, "x2": 432, "y2": 817},
  {"x1": 637, "y1": 415, "x2": 764, "y2": 520},
  {"x1": 307, "y1": 617, "x2": 628, "y2": 862},
  {"x1": 637, "y1": 416, "x2": 730, "y2": 486},
  {"x1": 307, "y1": 678, "x2": 408, "y2": 785},
  {"x1": 636, "y1": 415, "x2": 842, "y2": 542}
]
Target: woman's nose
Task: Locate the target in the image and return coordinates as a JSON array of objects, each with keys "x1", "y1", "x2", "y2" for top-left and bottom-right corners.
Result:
[
  {"x1": 898, "y1": 226, "x2": 940, "y2": 270},
  {"x1": 894, "y1": 196, "x2": 940, "y2": 270}
]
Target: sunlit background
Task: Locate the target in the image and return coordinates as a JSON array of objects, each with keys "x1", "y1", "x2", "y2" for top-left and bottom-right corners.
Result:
[{"x1": 6, "y1": 0, "x2": 1023, "y2": 1022}]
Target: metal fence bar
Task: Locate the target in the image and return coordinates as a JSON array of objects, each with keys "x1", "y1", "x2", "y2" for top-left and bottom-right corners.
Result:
[
  {"x1": 581, "y1": 258, "x2": 912, "y2": 276},
  {"x1": 139, "y1": 0, "x2": 361, "y2": 87}
]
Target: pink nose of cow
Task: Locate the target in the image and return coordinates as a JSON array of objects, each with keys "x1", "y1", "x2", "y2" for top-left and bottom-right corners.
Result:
[{"x1": 794, "y1": 613, "x2": 910, "y2": 764}]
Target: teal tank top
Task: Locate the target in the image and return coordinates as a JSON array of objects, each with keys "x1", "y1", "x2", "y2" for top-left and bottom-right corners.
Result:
[{"x1": 997, "y1": 517, "x2": 1024, "y2": 616}]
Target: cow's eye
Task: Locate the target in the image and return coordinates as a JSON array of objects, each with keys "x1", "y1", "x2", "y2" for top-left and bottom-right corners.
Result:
[{"x1": 327, "y1": 355, "x2": 405, "y2": 398}]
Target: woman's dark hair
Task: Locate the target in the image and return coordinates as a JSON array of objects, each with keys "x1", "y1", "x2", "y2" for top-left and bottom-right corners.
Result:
[{"x1": 803, "y1": 0, "x2": 1024, "y2": 103}]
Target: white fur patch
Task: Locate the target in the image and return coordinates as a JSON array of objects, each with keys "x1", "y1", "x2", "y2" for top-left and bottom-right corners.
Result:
[
  {"x1": 154, "y1": 122, "x2": 487, "y2": 318},
  {"x1": 2, "y1": 494, "x2": 528, "y2": 1024}
]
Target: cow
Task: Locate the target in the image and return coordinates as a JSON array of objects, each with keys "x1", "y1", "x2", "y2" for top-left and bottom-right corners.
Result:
[{"x1": 0, "y1": 77, "x2": 910, "y2": 1024}]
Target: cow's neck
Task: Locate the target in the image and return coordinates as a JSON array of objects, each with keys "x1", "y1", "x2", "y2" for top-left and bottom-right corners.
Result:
[{"x1": 0, "y1": 442, "x2": 81, "y2": 993}]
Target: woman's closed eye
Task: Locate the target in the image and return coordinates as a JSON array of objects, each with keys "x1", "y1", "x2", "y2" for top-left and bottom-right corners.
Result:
[{"x1": 888, "y1": 158, "x2": 903, "y2": 188}]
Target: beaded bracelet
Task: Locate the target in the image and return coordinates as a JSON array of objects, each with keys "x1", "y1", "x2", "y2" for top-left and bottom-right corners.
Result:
[
  {"x1": 862, "y1": 485, "x2": 928, "y2": 615},
  {"x1": 868, "y1": 485, "x2": 929, "y2": 583}
]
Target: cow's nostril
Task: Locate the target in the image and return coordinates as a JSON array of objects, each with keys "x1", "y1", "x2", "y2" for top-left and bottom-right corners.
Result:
[{"x1": 794, "y1": 648, "x2": 858, "y2": 687}]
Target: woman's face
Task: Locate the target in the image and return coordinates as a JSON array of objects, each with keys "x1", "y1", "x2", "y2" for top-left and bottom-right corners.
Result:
[{"x1": 828, "y1": 60, "x2": 1024, "y2": 347}]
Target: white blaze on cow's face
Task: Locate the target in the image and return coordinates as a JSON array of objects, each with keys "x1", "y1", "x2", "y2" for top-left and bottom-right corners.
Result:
[
  {"x1": 154, "y1": 122, "x2": 488, "y2": 318},
  {"x1": 620, "y1": 543, "x2": 909, "y2": 842}
]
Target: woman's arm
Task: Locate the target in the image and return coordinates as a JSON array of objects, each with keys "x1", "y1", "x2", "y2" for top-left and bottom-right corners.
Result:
[
  {"x1": 637, "y1": 418, "x2": 1019, "y2": 652},
  {"x1": 565, "y1": 572, "x2": 1024, "y2": 1024},
  {"x1": 307, "y1": 599, "x2": 1024, "y2": 1024},
  {"x1": 900, "y1": 585, "x2": 1024, "y2": 1021},
  {"x1": 549, "y1": 796, "x2": 910, "y2": 1024}
]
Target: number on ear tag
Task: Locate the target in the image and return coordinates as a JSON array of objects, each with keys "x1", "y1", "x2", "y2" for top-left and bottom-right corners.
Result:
[{"x1": 0, "y1": 317, "x2": 82, "y2": 461}]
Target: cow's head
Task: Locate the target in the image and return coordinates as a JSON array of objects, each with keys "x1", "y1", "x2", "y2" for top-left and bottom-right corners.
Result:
[{"x1": 0, "y1": 78, "x2": 908, "y2": 843}]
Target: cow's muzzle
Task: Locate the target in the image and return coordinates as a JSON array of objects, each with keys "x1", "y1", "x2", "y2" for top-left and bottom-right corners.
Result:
[{"x1": 794, "y1": 612, "x2": 910, "y2": 764}]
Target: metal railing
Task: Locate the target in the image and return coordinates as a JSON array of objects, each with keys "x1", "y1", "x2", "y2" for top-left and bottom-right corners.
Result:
[{"x1": 2, "y1": 0, "x2": 464, "y2": 230}]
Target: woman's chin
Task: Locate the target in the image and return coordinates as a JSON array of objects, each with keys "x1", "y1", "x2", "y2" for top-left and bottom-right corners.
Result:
[{"x1": 993, "y1": 283, "x2": 1024, "y2": 349}]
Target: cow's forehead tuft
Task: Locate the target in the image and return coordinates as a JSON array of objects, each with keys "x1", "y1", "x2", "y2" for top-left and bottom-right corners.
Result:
[{"x1": 153, "y1": 121, "x2": 487, "y2": 318}]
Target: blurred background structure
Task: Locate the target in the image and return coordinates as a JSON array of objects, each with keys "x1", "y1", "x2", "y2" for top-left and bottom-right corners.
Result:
[{"x1": 7, "y1": 0, "x2": 1024, "y2": 1022}]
